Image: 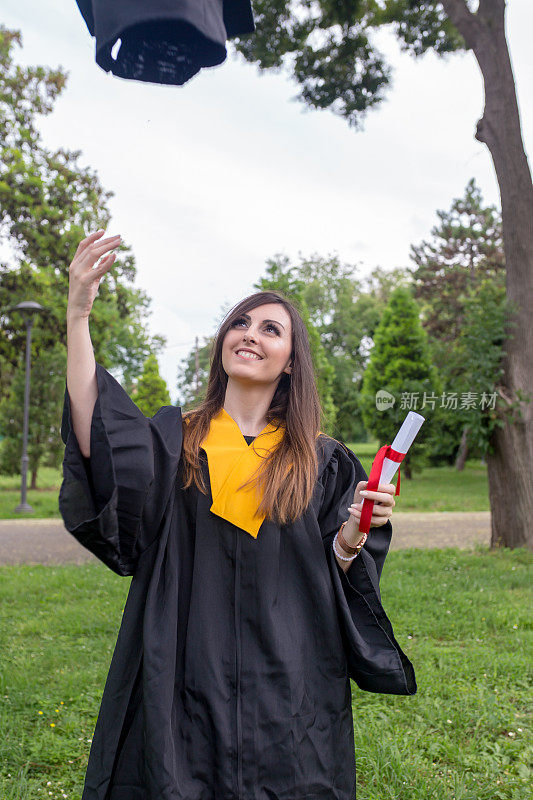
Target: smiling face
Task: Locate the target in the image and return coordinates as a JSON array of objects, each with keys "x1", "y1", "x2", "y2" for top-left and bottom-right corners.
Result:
[{"x1": 221, "y1": 302, "x2": 293, "y2": 386}]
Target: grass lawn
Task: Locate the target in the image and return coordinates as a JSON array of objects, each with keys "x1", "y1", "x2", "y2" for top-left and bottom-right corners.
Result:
[
  {"x1": 0, "y1": 447, "x2": 490, "y2": 518},
  {"x1": 0, "y1": 465, "x2": 63, "y2": 520},
  {"x1": 0, "y1": 546, "x2": 530, "y2": 799}
]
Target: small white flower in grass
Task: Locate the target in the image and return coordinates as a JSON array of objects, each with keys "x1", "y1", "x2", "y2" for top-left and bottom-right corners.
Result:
[
  {"x1": 47, "y1": 782, "x2": 51, "y2": 786},
  {"x1": 508, "y1": 731, "x2": 515, "y2": 737},
  {"x1": 512, "y1": 625, "x2": 518, "y2": 629},
  {"x1": 407, "y1": 635, "x2": 412, "y2": 639},
  {"x1": 517, "y1": 728, "x2": 523, "y2": 732},
  {"x1": 446, "y1": 719, "x2": 452, "y2": 724}
]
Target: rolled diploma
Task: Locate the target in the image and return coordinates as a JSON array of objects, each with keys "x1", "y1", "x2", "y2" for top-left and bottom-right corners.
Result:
[{"x1": 378, "y1": 411, "x2": 425, "y2": 486}]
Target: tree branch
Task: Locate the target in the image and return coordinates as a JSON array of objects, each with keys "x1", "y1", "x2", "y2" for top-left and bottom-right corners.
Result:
[
  {"x1": 440, "y1": 0, "x2": 480, "y2": 49},
  {"x1": 496, "y1": 384, "x2": 514, "y2": 408},
  {"x1": 477, "y1": 0, "x2": 506, "y2": 25}
]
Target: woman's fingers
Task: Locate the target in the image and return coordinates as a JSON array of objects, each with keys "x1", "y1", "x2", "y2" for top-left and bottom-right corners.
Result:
[
  {"x1": 71, "y1": 234, "x2": 121, "y2": 270},
  {"x1": 75, "y1": 229, "x2": 105, "y2": 255},
  {"x1": 86, "y1": 236, "x2": 122, "y2": 262},
  {"x1": 360, "y1": 485, "x2": 396, "y2": 506},
  {"x1": 347, "y1": 505, "x2": 391, "y2": 527},
  {"x1": 349, "y1": 503, "x2": 391, "y2": 518},
  {"x1": 75, "y1": 237, "x2": 121, "y2": 274},
  {"x1": 95, "y1": 252, "x2": 116, "y2": 273}
]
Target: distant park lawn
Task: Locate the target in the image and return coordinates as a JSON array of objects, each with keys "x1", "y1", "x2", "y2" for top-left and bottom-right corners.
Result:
[
  {"x1": 0, "y1": 547, "x2": 530, "y2": 799},
  {"x1": 0, "y1": 443, "x2": 490, "y2": 519}
]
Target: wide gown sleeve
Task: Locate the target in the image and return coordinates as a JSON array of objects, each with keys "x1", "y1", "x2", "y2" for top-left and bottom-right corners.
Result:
[
  {"x1": 58, "y1": 362, "x2": 182, "y2": 577},
  {"x1": 318, "y1": 441, "x2": 417, "y2": 695}
]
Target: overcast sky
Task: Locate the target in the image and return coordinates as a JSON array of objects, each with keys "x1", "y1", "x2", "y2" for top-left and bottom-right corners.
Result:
[{"x1": 2, "y1": 0, "x2": 532, "y2": 402}]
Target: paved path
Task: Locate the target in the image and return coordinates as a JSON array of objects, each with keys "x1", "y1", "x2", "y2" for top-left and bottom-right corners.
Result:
[{"x1": 0, "y1": 512, "x2": 491, "y2": 566}]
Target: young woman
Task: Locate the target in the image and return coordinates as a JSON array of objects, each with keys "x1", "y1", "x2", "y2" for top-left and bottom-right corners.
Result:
[{"x1": 60, "y1": 230, "x2": 416, "y2": 800}]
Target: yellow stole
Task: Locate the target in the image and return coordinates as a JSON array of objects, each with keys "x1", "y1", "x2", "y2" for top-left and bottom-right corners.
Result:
[{"x1": 200, "y1": 408, "x2": 286, "y2": 538}]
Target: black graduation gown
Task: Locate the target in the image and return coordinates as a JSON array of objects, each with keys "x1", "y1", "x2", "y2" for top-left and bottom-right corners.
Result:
[
  {"x1": 58, "y1": 362, "x2": 416, "y2": 800},
  {"x1": 74, "y1": 0, "x2": 255, "y2": 85}
]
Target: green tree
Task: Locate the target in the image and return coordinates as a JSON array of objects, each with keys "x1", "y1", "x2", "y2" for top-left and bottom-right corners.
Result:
[
  {"x1": 420, "y1": 275, "x2": 511, "y2": 475},
  {"x1": 177, "y1": 336, "x2": 215, "y2": 411},
  {"x1": 453, "y1": 278, "x2": 514, "y2": 457},
  {"x1": 0, "y1": 25, "x2": 169, "y2": 484},
  {"x1": 408, "y1": 179, "x2": 507, "y2": 467},
  {"x1": 234, "y1": 1, "x2": 533, "y2": 548},
  {"x1": 0, "y1": 26, "x2": 165, "y2": 395},
  {"x1": 359, "y1": 287, "x2": 441, "y2": 478},
  {"x1": 410, "y1": 178, "x2": 505, "y2": 373},
  {"x1": 325, "y1": 263, "x2": 412, "y2": 441},
  {"x1": 177, "y1": 337, "x2": 213, "y2": 410},
  {"x1": 0, "y1": 343, "x2": 66, "y2": 488},
  {"x1": 132, "y1": 354, "x2": 172, "y2": 417}
]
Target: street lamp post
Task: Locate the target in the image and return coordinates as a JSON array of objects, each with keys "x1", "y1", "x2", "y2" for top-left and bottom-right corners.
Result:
[{"x1": 9, "y1": 301, "x2": 45, "y2": 514}]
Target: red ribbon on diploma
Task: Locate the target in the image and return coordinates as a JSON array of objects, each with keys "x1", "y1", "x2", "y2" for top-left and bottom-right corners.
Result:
[{"x1": 359, "y1": 445, "x2": 405, "y2": 534}]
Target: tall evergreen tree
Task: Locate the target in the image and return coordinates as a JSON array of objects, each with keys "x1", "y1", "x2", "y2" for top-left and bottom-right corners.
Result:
[
  {"x1": 410, "y1": 178, "x2": 505, "y2": 374},
  {"x1": 359, "y1": 287, "x2": 441, "y2": 477},
  {"x1": 132, "y1": 354, "x2": 172, "y2": 418},
  {"x1": 408, "y1": 179, "x2": 508, "y2": 467}
]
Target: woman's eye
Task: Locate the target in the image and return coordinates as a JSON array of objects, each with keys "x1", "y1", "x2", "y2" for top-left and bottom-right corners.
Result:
[{"x1": 232, "y1": 318, "x2": 279, "y2": 335}]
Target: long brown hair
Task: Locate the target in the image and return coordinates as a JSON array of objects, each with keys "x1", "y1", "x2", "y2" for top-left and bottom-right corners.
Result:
[{"x1": 181, "y1": 291, "x2": 325, "y2": 525}]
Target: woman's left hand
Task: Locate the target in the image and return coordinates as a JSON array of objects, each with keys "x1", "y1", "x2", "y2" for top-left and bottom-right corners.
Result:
[{"x1": 348, "y1": 481, "x2": 396, "y2": 528}]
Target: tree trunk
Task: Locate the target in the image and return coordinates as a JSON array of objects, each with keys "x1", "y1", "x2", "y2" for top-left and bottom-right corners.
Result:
[
  {"x1": 487, "y1": 416, "x2": 532, "y2": 548},
  {"x1": 454, "y1": 425, "x2": 469, "y2": 471},
  {"x1": 441, "y1": 0, "x2": 533, "y2": 549},
  {"x1": 30, "y1": 468, "x2": 37, "y2": 491}
]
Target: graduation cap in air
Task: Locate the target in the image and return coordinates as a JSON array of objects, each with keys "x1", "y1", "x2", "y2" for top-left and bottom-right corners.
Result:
[{"x1": 74, "y1": 0, "x2": 255, "y2": 86}]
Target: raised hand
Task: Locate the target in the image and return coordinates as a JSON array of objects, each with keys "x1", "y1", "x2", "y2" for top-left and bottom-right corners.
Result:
[{"x1": 67, "y1": 229, "x2": 122, "y2": 320}]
